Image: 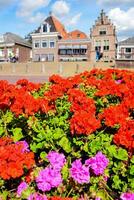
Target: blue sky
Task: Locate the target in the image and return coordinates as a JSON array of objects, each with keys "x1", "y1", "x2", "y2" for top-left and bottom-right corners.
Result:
[{"x1": 0, "y1": 0, "x2": 134, "y2": 41}]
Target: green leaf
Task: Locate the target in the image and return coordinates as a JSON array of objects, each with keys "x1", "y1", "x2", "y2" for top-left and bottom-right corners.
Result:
[
  {"x1": 0, "y1": 191, "x2": 9, "y2": 200},
  {"x1": 40, "y1": 151, "x2": 48, "y2": 162},
  {"x1": 106, "y1": 145, "x2": 117, "y2": 157},
  {"x1": 112, "y1": 175, "x2": 123, "y2": 190},
  {"x1": 53, "y1": 128, "x2": 65, "y2": 140},
  {"x1": 58, "y1": 136, "x2": 72, "y2": 153},
  {"x1": 96, "y1": 190, "x2": 109, "y2": 200},
  {"x1": 0, "y1": 126, "x2": 4, "y2": 136},
  {"x1": 12, "y1": 128, "x2": 23, "y2": 142},
  {"x1": 2, "y1": 110, "x2": 14, "y2": 124},
  {"x1": 83, "y1": 142, "x2": 89, "y2": 152},
  {"x1": 61, "y1": 163, "x2": 69, "y2": 180},
  {"x1": 130, "y1": 165, "x2": 134, "y2": 175},
  {"x1": 114, "y1": 148, "x2": 128, "y2": 161},
  {"x1": 129, "y1": 179, "x2": 134, "y2": 190},
  {"x1": 21, "y1": 188, "x2": 32, "y2": 199},
  {"x1": 131, "y1": 156, "x2": 134, "y2": 164}
]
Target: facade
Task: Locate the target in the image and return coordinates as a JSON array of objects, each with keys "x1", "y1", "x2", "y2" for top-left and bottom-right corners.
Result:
[
  {"x1": 58, "y1": 30, "x2": 91, "y2": 61},
  {"x1": 90, "y1": 10, "x2": 117, "y2": 62},
  {"x1": 31, "y1": 15, "x2": 91, "y2": 62},
  {"x1": 31, "y1": 15, "x2": 67, "y2": 62},
  {"x1": 31, "y1": 11, "x2": 117, "y2": 62},
  {"x1": 0, "y1": 32, "x2": 32, "y2": 62},
  {"x1": 117, "y1": 37, "x2": 134, "y2": 60}
]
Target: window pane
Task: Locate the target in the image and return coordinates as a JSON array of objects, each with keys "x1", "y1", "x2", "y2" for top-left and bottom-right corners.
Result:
[
  {"x1": 100, "y1": 31, "x2": 106, "y2": 35},
  {"x1": 126, "y1": 48, "x2": 131, "y2": 53},
  {"x1": 34, "y1": 41, "x2": 40, "y2": 48},
  {"x1": 42, "y1": 41, "x2": 47, "y2": 48},
  {"x1": 48, "y1": 54, "x2": 54, "y2": 61},
  {"x1": 50, "y1": 41, "x2": 55, "y2": 48},
  {"x1": 43, "y1": 24, "x2": 47, "y2": 32}
]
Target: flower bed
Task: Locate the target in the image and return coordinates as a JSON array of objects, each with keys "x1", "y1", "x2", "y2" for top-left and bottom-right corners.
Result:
[{"x1": 0, "y1": 69, "x2": 134, "y2": 200}]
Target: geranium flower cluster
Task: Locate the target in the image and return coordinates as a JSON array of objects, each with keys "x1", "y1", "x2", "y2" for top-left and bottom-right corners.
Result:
[
  {"x1": 36, "y1": 151, "x2": 66, "y2": 192},
  {"x1": 114, "y1": 120, "x2": 134, "y2": 150},
  {"x1": 0, "y1": 137, "x2": 35, "y2": 180},
  {"x1": 70, "y1": 152, "x2": 109, "y2": 184},
  {"x1": 120, "y1": 192, "x2": 134, "y2": 200},
  {"x1": 0, "y1": 79, "x2": 53, "y2": 116},
  {"x1": 68, "y1": 88, "x2": 100, "y2": 135}
]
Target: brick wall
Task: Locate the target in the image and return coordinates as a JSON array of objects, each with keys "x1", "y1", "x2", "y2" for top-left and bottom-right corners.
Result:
[{"x1": 14, "y1": 44, "x2": 31, "y2": 62}]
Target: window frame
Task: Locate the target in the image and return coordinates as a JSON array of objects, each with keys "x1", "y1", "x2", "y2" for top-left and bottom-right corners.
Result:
[
  {"x1": 41, "y1": 40, "x2": 48, "y2": 48},
  {"x1": 125, "y1": 48, "x2": 132, "y2": 53},
  {"x1": 34, "y1": 40, "x2": 40, "y2": 48},
  {"x1": 49, "y1": 41, "x2": 55, "y2": 48}
]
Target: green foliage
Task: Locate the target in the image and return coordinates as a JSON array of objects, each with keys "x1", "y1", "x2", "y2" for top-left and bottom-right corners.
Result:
[
  {"x1": 12, "y1": 128, "x2": 23, "y2": 142},
  {"x1": 32, "y1": 82, "x2": 51, "y2": 98}
]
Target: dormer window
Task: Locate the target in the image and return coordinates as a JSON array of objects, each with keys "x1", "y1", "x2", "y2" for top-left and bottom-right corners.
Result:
[
  {"x1": 42, "y1": 23, "x2": 50, "y2": 33},
  {"x1": 77, "y1": 34, "x2": 80, "y2": 38},
  {"x1": 43, "y1": 24, "x2": 47, "y2": 32}
]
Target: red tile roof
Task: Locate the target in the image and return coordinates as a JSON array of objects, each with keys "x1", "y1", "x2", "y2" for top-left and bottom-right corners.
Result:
[
  {"x1": 64, "y1": 30, "x2": 88, "y2": 40},
  {"x1": 51, "y1": 16, "x2": 67, "y2": 38}
]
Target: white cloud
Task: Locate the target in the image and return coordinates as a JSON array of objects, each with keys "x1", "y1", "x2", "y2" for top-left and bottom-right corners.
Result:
[
  {"x1": 67, "y1": 13, "x2": 82, "y2": 26},
  {"x1": 52, "y1": 0, "x2": 70, "y2": 17},
  {"x1": 108, "y1": 8, "x2": 134, "y2": 32},
  {"x1": 97, "y1": 0, "x2": 134, "y2": 6},
  {"x1": 17, "y1": 0, "x2": 51, "y2": 17},
  {"x1": 27, "y1": 12, "x2": 45, "y2": 24}
]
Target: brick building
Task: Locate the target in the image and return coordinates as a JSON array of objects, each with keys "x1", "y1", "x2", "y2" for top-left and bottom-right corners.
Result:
[
  {"x1": 0, "y1": 32, "x2": 32, "y2": 62},
  {"x1": 58, "y1": 30, "x2": 91, "y2": 61},
  {"x1": 31, "y1": 11, "x2": 117, "y2": 62},
  {"x1": 90, "y1": 10, "x2": 117, "y2": 62}
]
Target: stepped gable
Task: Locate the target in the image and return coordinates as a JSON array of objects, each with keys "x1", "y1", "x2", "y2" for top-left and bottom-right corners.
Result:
[{"x1": 94, "y1": 9, "x2": 112, "y2": 26}]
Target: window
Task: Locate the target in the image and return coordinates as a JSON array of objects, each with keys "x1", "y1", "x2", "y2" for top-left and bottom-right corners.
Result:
[
  {"x1": 59, "y1": 50, "x2": 66, "y2": 55},
  {"x1": 100, "y1": 31, "x2": 106, "y2": 35},
  {"x1": 95, "y1": 40, "x2": 101, "y2": 51},
  {"x1": 95, "y1": 46, "x2": 101, "y2": 51},
  {"x1": 34, "y1": 54, "x2": 40, "y2": 61},
  {"x1": 125, "y1": 48, "x2": 131, "y2": 53},
  {"x1": 103, "y1": 40, "x2": 109, "y2": 51},
  {"x1": 99, "y1": 28, "x2": 106, "y2": 35},
  {"x1": 34, "y1": 40, "x2": 40, "y2": 48},
  {"x1": 42, "y1": 40, "x2": 48, "y2": 48},
  {"x1": 95, "y1": 40, "x2": 101, "y2": 47},
  {"x1": 43, "y1": 24, "x2": 47, "y2": 32},
  {"x1": 41, "y1": 54, "x2": 48, "y2": 61},
  {"x1": 50, "y1": 41, "x2": 55, "y2": 48},
  {"x1": 7, "y1": 48, "x2": 13, "y2": 56},
  {"x1": 73, "y1": 49, "x2": 80, "y2": 55},
  {"x1": 67, "y1": 49, "x2": 72, "y2": 55},
  {"x1": 48, "y1": 54, "x2": 54, "y2": 61},
  {"x1": 42, "y1": 23, "x2": 50, "y2": 33},
  {"x1": 104, "y1": 46, "x2": 109, "y2": 51}
]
